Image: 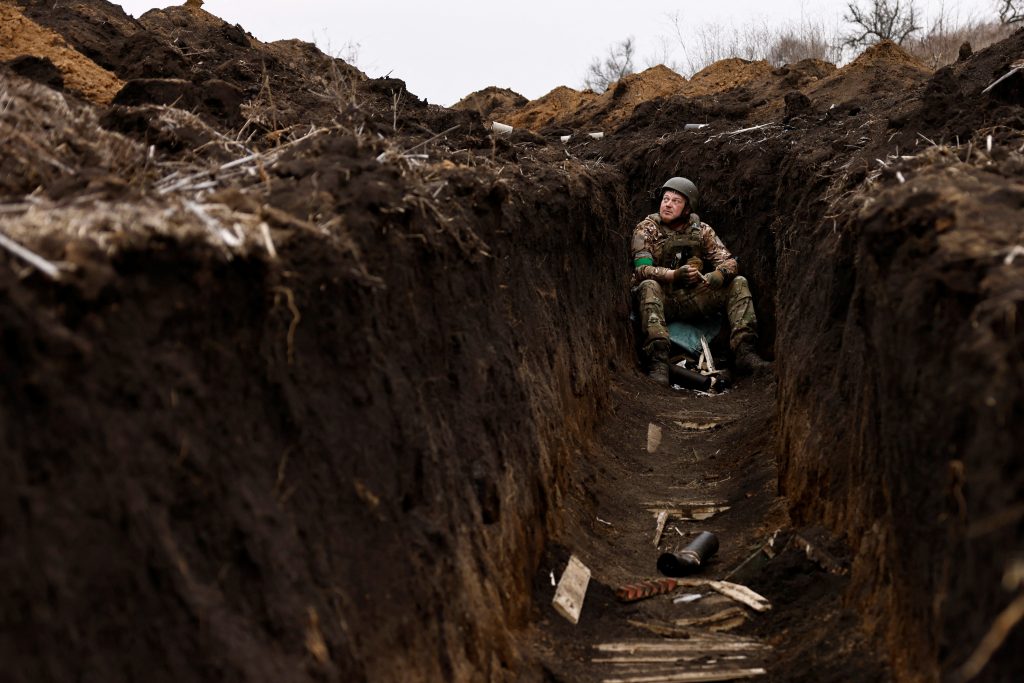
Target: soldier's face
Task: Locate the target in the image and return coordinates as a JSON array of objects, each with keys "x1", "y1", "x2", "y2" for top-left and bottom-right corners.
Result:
[{"x1": 659, "y1": 190, "x2": 687, "y2": 223}]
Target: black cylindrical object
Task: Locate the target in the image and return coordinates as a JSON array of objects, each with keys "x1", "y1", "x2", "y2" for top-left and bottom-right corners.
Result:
[
  {"x1": 657, "y1": 531, "x2": 719, "y2": 577},
  {"x1": 668, "y1": 364, "x2": 713, "y2": 391}
]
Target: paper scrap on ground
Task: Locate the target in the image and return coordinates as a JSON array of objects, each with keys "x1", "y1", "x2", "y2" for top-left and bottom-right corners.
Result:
[
  {"x1": 552, "y1": 554, "x2": 591, "y2": 624},
  {"x1": 647, "y1": 423, "x2": 662, "y2": 453}
]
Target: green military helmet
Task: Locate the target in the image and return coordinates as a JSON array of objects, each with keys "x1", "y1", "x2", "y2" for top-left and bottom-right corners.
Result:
[{"x1": 658, "y1": 177, "x2": 699, "y2": 211}]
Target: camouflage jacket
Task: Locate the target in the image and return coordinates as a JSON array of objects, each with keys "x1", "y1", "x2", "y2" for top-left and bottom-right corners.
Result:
[{"x1": 631, "y1": 212, "x2": 738, "y2": 285}]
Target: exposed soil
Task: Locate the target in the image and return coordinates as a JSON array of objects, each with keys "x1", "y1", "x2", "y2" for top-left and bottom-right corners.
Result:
[{"x1": 3, "y1": 2, "x2": 1023, "y2": 682}]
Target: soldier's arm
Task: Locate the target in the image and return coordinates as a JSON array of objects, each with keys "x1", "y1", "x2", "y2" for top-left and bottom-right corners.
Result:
[
  {"x1": 632, "y1": 223, "x2": 678, "y2": 282},
  {"x1": 700, "y1": 225, "x2": 738, "y2": 279}
]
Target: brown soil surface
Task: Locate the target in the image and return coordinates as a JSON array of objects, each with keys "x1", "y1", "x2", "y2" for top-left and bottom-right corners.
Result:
[
  {"x1": 3, "y1": 3, "x2": 1023, "y2": 683},
  {"x1": 0, "y1": 4, "x2": 123, "y2": 103},
  {"x1": 453, "y1": 86, "x2": 528, "y2": 120},
  {"x1": 682, "y1": 58, "x2": 774, "y2": 97}
]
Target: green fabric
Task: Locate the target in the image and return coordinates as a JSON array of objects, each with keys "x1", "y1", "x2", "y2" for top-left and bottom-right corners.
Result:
[{"x1": 634, "y1": 257, "x2": 654, "y2": 267}]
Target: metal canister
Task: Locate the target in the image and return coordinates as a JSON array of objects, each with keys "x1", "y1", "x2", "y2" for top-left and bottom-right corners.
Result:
[{"x1": 657, "y1": 531, "x2": 719, "y2": 577}]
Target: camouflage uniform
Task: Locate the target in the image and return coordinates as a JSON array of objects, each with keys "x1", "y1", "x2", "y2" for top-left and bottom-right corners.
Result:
[{"x1": 632, "y1": 212, "x2": 758, "y2": 354}]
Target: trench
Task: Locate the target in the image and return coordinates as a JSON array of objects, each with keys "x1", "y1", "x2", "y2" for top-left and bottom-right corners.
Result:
[{"x1": 5, "y1": 4, "x2": 1024, "y2": 683}]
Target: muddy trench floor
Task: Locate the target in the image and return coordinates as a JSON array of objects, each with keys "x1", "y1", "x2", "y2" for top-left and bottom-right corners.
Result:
[{"x1": 528, "y1": 370, "x2": 887, "y2": 683}]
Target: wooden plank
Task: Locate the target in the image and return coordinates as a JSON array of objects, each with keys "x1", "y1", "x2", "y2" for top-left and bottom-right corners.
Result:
[
  {"x1": 601, "y1": 669, "x2": 767, "y2": 683},
  {"x1": 674, "y1": 607, "x2": 748, "y2": 628},
  {"x1": 708, "y1": 581, "x2": 772, "y2": 613},
  {"x1": 596, "y1": 639, "x2": 768, "y2": 654},
  {"x1": 552, "y1": 555, "x2": 591, "y2": 624},
  {"x1": 643, "y1": 505, "x2": 731, "y2": 520},
  {"x1": 653, "y1": 510, "x2": 669, "y2": 547}
]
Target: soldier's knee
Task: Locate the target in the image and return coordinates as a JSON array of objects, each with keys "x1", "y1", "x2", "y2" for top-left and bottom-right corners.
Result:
[
  {"x1": 728, "y1": 275, "x2": 752, "y2": 297},
  {"x1": 638, "y1": 279, "x2": 664, "y2": 302}
]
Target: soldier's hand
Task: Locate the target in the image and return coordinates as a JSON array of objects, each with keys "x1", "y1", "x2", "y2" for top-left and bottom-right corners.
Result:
[
  {"x1": 686, "y1": 256, "x2": 703, "y2": 272},
  {"x1": 674, "y1": 265, "x2": 704, "y2": 285},
  {"x1": 705, "y1": 270, "x2": 725, "y2": 289}
]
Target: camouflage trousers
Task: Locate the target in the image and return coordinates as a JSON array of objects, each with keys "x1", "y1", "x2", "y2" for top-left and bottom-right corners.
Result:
[{"x1": 637, "y1": 276, "x2": 758, "y2": 353}]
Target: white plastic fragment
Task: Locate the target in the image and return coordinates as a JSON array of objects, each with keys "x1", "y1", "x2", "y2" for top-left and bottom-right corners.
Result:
[
  {"x1": 588, "y1": 131, "x2": 604, "y2": 139},
  {"x1": 491, "y1": 121, "x2": 513, "y2": 134},
  {"x1": 673, "y1": 593, "x2": 704, "y2": 604}
]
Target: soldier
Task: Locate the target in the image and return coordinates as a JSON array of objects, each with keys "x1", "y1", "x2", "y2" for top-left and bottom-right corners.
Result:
[{"x1": 632, "y1": 177, "x2": 770, "y2": 385}]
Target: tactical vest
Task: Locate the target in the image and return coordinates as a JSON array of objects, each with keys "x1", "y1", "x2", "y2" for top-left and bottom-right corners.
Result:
[{"x1": 655, "y1": 213, "x2": 704, "y2": 270}]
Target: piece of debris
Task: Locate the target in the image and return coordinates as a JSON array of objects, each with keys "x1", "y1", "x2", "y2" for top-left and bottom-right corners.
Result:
[
  {"x1": 490, "y1": 121, "x2": 513, "y2": 134},
  {"x1": 672, "y1": 593, "x2": 704, "y2": 604},
  {"x1": 794, "y1": 529, "x2": 849, "y2": 575},
  {"x1": 674, "y1": 606, "x2": 749, "y2": 632},
  {"x1": 552, "y1": 554, "x2": 591, "y2": 624},
  {"x1": 616, "y1": 577, "x2": 693, "y2": 602},
  {"x1": 647, "y1": 423, "x2": 663, "y2": 453},
  {"x1": 674, "y1": 420, "x2": 721, "y2": 431},
  {"x1": 708, "y1": 580, "x2": 772, "y2": 613},
  {"x1": 653, "y1": 510, "x2": 669, "y2": 546},
  {"x1": 644, "y1": 504, "x2": 730, "y2": 521},
  {"x1": 658, "y1": 531, "x2": 720, "y2": 576}
]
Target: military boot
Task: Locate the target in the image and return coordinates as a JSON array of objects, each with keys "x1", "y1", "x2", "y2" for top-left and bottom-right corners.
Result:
[
  {"x1": 734, "y1": 341, "x2": 772, "y2": 376},
  {"x1": 647, "y1": 339, "x2": 671, "y2": 387}
]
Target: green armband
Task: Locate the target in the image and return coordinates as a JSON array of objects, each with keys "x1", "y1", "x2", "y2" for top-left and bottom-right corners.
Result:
[{"x1": 634, "y1": 257, "x2": 654, "y2": 267}]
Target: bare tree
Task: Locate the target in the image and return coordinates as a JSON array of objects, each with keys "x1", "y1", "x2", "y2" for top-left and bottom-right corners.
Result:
[
  {"x1": 583, "y1": 38, "x2": 636, "y2": 92},
  {"x1": 843, "y1": 0, "x2": 923, "y2": 48},
  {"x1": 998, "y1": 0, "x2": 1024, "y2": 24}
]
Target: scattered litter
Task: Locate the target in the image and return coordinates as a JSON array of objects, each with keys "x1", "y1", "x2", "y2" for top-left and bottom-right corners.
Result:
[
  {"x1": 653, "y1": 510, "x2": 669, "y2": 547},
  {"x1": 552, "y1": 555, "x2": 591, "y2": 624},
  {"x1": 674, "y1": 420, "x2": 721, "y2": 431},
  {"x1": 588, "y1": 131, "x2": 604, "y2": 139},
  {"x1": 673, "y1": 593, "x2": 704, "y2": 604},
  {"x1": 674, "y1": 606, "x2": 747, "y2": 628},
  {"x1": 658, "y1": 531, "x2": 719, "y2": 577},
  {"x1": 896, "y1": 171, "x2": 906, "y2": 183},
  {"x1": 684, "y1": 123, "x2": 708, "y2": 130},
  {"x1": 616, "y1": 577, "x2": 690, "y2": 602},
  {"x1": 1003, "y1": 245, "x2": 1024, "y2": 265},
  {"x1": 560, "y1": 134, "x2": 571, "y2": 143},
  {"x1": 647, "y1": 423, "x2": 662, "y2": 453},
  {"x1": 490, "y1": 121, "x2": 513, "y2": 134},
  {"x1": 550, "y1": 571, "x2": 556, "y2": 587},
  {"x1": 708, "y1": 580, "x2": 772, "y2": 612},
  {"x1": 596, "y1": 516, "x2": 613, "y2": 526}
]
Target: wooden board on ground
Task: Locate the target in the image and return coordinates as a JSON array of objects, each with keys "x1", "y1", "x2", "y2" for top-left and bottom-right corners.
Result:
[
  {"x1": 552, "y1": 554, "x2": 591, "y2": 624},
  {"x1": 707, "y1": 580, "x2": 772, "y2": 612},
  {"x1": 600, "y1": 668, "x2": 766, "y2": 682},
  {"x1": 643, "y1": 504, "x2": 731, "y2": 520}
]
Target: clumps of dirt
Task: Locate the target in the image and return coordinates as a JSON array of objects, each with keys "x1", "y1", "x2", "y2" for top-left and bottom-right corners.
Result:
[
  {"x1": 0, "y1": 76, "x2": 146, "y2": 199},
  {"x1": 0, "y1": 5, "x2": 123, "y2": 104},
  {"x1": 805, "y1": 40, "x2": 932, "y2": 113},
  {"x1": 497, "y1": 85, "x2": 599, "y2": 131},
  {"x1": 487, "y1": 65, "x2": 688, "y2": 134},
  {"x1": 452, "y1": 86, "x2": 528, "y2": 119},
  {"x1": 682, "y1": 58, "x2": 773, "y2": 97}
]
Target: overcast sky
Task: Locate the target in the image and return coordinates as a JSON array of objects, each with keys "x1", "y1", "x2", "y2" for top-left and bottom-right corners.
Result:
[{"x1": 116, "y1": 1, "x2": 999, "y2": 106}]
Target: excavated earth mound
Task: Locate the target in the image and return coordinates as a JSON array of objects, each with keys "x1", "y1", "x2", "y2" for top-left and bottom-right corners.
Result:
[
  {"x1": 3, "y1": 2, "x2": 1023, "y2": 683},
  {"x1": 452, "y1": 86, "x2": 528, "y2": 120}
]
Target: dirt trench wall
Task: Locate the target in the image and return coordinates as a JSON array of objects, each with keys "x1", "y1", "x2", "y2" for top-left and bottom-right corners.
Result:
[
  {"x1": 775, "y1": 160, "x2": 1024, "y2": 679},
  {"x1": 0, "y1": 158, "x2": 630, "y2": 681}
]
